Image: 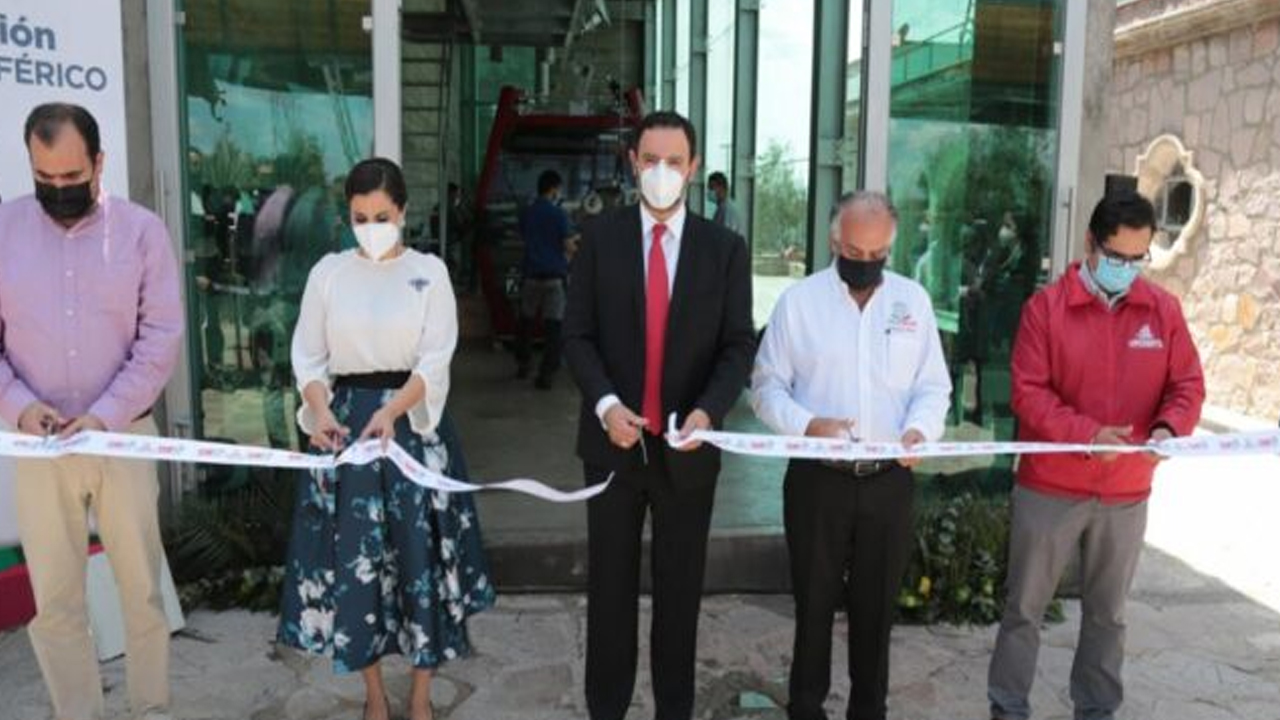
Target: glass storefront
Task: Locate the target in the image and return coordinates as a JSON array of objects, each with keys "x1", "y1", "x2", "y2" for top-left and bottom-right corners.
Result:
[
  {"x1": 178, "y1": 0, "x2": 374, "y2": 451},
  {"x1": 163, "y1": 0, "x2": 1077, "y2": 498},
  {"x1": 886, "y1": 0, "x2": 1062, "y2": 491},
  {"x1": 750, "y1": 0, "x2": 814, "y2": 329}
]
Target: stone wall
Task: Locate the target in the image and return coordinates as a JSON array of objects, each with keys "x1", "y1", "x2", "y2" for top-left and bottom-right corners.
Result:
[{"x1": 1110, "y1": 8, "x2": 1280, "y2": 421}]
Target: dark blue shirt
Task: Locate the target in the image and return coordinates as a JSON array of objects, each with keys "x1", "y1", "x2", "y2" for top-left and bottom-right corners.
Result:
[{"x1": 520, "y1": 197, "x2": 572, "y2": 277}]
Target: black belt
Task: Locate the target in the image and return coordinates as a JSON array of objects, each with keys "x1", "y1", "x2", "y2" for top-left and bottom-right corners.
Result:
[
  {"x1": 333, "y1": 371, "x2": 412, "y2": 390},
  {"x1": 525, "y1": 273, "x2": 567, "y2": 281},
  {"x1": 819, "y1": 459, "x2": 896, "y2": 477}
]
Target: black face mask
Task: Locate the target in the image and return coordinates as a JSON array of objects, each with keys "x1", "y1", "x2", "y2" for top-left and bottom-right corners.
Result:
[
  {"x1": 836, "y1": 255, "x2": 886, "y2": 291},
  {"x1": 36, "y1": 180, "x2": 96, "y2": 222}
]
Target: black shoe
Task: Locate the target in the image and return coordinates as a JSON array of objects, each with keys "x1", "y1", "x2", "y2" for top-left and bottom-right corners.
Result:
[{"x1": 534, "y1": 374, "x2": 553, "y2": 390}]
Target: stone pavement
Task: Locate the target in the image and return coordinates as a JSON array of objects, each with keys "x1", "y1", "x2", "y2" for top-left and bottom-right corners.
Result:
[{"x1": 2, "y1": 546, "x2": 1278, "y2": 720}]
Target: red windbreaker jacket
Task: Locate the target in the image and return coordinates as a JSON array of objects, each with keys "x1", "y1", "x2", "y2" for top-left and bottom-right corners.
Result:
[{"x1": 1011, "y1": 264, "x2": 1206, "y2": 503}]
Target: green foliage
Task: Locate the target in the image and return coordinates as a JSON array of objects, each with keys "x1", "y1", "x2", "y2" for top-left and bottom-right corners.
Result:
[
  {"x1": 751, "y1": 140, "x2": 809, "y2": 257},
  {"x1": 176, "y1": 566, "x2": 285, "y2": 613},
  {"x1": 897, "y1": 492, "x2": 1061, "y2": 626},
  {"x1": 163, "y1": 468, "x2": 295, "y2": 610},
  {"x1": 200, "y1": 133, "x2": 256, "y2": 190},
  {"x1": 272, "y1": 132, "x2": 328, "y2": 191},
  {"x1": 960, "y1": 125, "x2": 1054, "y2": 229}
]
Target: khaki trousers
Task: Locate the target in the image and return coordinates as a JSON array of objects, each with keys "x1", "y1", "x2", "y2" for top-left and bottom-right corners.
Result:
[{"x1": 14, "y1": 417, "x2": 170, "y2": 720}]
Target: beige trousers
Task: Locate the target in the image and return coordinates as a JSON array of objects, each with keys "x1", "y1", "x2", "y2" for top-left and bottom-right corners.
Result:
[{"x1": 14, "y1": 416, "x2": 170, "y2": 720}]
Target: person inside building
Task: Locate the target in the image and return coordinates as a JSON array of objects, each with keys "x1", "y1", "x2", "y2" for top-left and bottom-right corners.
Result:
[
  {"x1": 987, "y1": 190, "x2": 1206, "y2": 720},
  {"x1": 751, "y1": 191, "x2": 951, "y2": 720},
  {"x1": 707, "y1": 170, "x2": 744, "y2": 236},
  {"x1": 514, "y1": 169, "x2": 576, "y2": 389},
  {"x1": 279, "y1": 157, "x2": 494, "y2": 720},
  {"x1": 0, "y1": 102, "x2": 185, "y2": 720}
]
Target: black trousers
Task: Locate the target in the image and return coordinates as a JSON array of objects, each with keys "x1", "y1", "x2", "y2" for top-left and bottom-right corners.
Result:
[
  {"x1": 783, "y1": 460, "x2": 916, "y2": 720},
  {"x1": 514, "y1": 317, "x2": 563, "y2": 380},
  {"x1": 584, "y1": 449, "x2": 717, "y2": 720}
]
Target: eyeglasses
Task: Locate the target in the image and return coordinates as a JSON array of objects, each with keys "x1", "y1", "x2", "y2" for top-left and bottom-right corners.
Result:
[{"x1": 1098, "y1": 245, "x2": 1151, "y2": 268}]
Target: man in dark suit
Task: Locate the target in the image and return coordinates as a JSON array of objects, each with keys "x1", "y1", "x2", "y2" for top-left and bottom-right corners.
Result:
[{"x1": 564, "y1": 111, "x2": 756, "y2": 720}]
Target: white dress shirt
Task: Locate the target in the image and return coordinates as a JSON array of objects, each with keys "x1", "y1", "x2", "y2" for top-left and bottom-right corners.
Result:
[
  {"x1": 596, "y1": 203, "x2": 688, "y2": 422},
  {"x1": 751, "y1": 266, "x2": 952, "y2": 442},
  {"x1": 640, "y1": 202, "x2": 686, "y2": 294},
  {"x1": 292, "y1": 248, "x2": 458, "y2": 437}
]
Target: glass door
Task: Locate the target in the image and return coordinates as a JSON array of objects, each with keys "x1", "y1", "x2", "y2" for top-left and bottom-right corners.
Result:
[
  {"x1": 884, "y1": 0, "x2": 1064, "y2": 492},
  {"x1": 177, "y1": 0, "x2": 375, "y2": 450},
  {"x1": 749, "y1": 0, "x2": 815, "y2": 330}
]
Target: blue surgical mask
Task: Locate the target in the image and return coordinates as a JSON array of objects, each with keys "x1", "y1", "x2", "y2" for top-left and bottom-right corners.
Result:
[{"x1": 1092, "y1": 255, "x2": 1142, "y2": 295}]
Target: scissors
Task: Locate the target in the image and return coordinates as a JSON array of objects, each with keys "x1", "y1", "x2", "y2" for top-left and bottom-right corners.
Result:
[{"x1": 40, "y1": 414, "x2": 62, "y2": 444}]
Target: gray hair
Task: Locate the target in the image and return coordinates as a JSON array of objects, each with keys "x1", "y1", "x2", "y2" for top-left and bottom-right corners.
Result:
[{"x1": 829, "y1": 190, "x2": 899, "y2": 225}]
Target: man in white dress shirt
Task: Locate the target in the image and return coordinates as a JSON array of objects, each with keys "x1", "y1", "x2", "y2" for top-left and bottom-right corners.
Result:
[{"x1": 751, "y1": 191, "x2": 951, "y2": 720}]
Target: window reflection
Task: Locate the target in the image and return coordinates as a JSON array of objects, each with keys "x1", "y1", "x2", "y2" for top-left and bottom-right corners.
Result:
[
  {"x1": 887, "y1": 0, "x2": 1061, "y2": 493},
  {"x1": 182, "y1": 0, "x2": 374, "y2": 451}
]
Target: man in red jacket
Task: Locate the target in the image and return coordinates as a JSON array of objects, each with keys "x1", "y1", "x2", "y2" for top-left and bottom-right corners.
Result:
[{"x1": 987, "y1": 190, "x2": 1205, "y2": 720}]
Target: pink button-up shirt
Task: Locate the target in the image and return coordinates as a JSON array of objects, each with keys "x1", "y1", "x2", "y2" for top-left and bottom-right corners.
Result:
[{"x1": 0, "y1": 195, "x2": 183, "y2": 431}]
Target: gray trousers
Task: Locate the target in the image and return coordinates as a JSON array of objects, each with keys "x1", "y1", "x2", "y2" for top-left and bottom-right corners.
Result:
[
  {"x1": 988, "y1": 485, "x2": 1148, "y2": 720},
  {"x1": 520, "y1": 277, "x2": 567, "y2": 321}
]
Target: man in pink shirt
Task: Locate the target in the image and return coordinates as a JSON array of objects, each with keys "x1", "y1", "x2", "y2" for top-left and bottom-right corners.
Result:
[{"x1": 0, "y1": 103, "x2": 183, "y2": 720}]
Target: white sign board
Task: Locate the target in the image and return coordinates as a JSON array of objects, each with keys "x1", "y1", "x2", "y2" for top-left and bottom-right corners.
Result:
[
  {"x1": 0, "y1": 1, "x2": 130, "y2": 201},
  {"x1": 0, "y1": 0, "x2": 128, "y2": 547}
]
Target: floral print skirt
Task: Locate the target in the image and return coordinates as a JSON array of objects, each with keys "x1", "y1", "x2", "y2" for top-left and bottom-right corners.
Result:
[{"x1": 277, "y1": 386, "x2": 495, "y2": 673}]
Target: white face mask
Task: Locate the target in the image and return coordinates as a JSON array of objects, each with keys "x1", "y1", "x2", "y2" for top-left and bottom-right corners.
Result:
[
  {"x1": 639, "y1": 162, "x2": 687, "y2": 211},
  {"x1": 354, "y1": 222, "x2": 401, "y2": 261}
]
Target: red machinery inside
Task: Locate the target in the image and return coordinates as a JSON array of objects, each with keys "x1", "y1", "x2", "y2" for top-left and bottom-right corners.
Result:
[{"x1": 469, "y1": 85, "x2": 646, "y2": 338}]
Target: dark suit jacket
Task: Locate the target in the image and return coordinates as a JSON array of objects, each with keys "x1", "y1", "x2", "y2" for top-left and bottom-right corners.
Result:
[{"x1": 563, "y1": 204, "x2": 756, "y2": 485}]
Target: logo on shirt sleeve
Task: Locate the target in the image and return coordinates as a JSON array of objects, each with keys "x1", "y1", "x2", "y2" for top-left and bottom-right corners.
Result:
[
  {"x1": 1128, "y1": 323, "x2": 1164, "y2": 350},
  {"x1": 409, "y1": 277, "x2": 431, "y2": 293}
]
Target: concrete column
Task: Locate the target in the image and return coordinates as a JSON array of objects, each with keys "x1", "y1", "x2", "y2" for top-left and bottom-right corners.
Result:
[
  {"x1": 732, "y1": 0, "x2": 759, "y2": 244},
  {"x1": 689, "y1": 0, "x2": 709, "y2": 211},
  {"x1": 1057, "y1": 1, "x2": 1117, "y2": 269},
  {"x1": 806, "y1": 0, "x2": 849, "y2": 272},
  {"x1": 122, "y1": 0, "x2": 154, "y2": 205}
]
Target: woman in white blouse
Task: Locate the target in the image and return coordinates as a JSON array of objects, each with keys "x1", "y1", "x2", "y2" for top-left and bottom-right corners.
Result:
[{"x1": 276, "y1": 158, "x2": 493, "y2": 720}]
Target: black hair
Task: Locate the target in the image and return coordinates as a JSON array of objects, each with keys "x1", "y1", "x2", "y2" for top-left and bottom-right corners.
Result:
[
  {"x1": 633, "y1": 111, "x2": 699, "y2": 159},
  {"x1": 708, "y1": 171, "x2": 728, "y2": 189},
  {"x1": 344, "y1": 157, "x2": 408, "y2": 208},
  {"x1": 24, "y1": 103, "x2": 101, "y2": 160},
  {"x1": 537, "y1": 170, "x2": 563, "y2": 196},
  {"x1": 1088, "y1": 189, "x2": 1156, "y2": 246}
]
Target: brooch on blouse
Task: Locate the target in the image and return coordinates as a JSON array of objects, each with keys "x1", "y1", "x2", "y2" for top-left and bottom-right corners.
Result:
[{"x1": 409, "y1": 277, "x2": 431, "y2": 292}]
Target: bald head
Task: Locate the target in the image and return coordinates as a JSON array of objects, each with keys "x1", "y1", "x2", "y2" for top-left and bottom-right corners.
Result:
[{"x1": 830, "y1": 191, "x2": 898, "y2": 261}]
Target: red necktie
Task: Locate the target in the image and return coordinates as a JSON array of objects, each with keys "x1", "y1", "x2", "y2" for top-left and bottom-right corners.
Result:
[{"x1": 642, "y1": 224, "x2": 670, "y2": 436}]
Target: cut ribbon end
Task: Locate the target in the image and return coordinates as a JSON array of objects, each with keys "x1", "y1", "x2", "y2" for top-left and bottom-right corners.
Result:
[{"x1": 666, "y1": 412, "x2": 694, "y2": 449}]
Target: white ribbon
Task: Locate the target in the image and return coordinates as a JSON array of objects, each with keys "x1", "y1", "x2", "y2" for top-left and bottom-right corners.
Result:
[
  {"x1": 8, "y1": 419, "x2": 1274, "y2": 501},
  {"x1": 664, "y1": 415, "x2": 1280, "y2": 461},
  {"x1": 0, "y1": 430, "x2": 608, "y2": 504}
]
